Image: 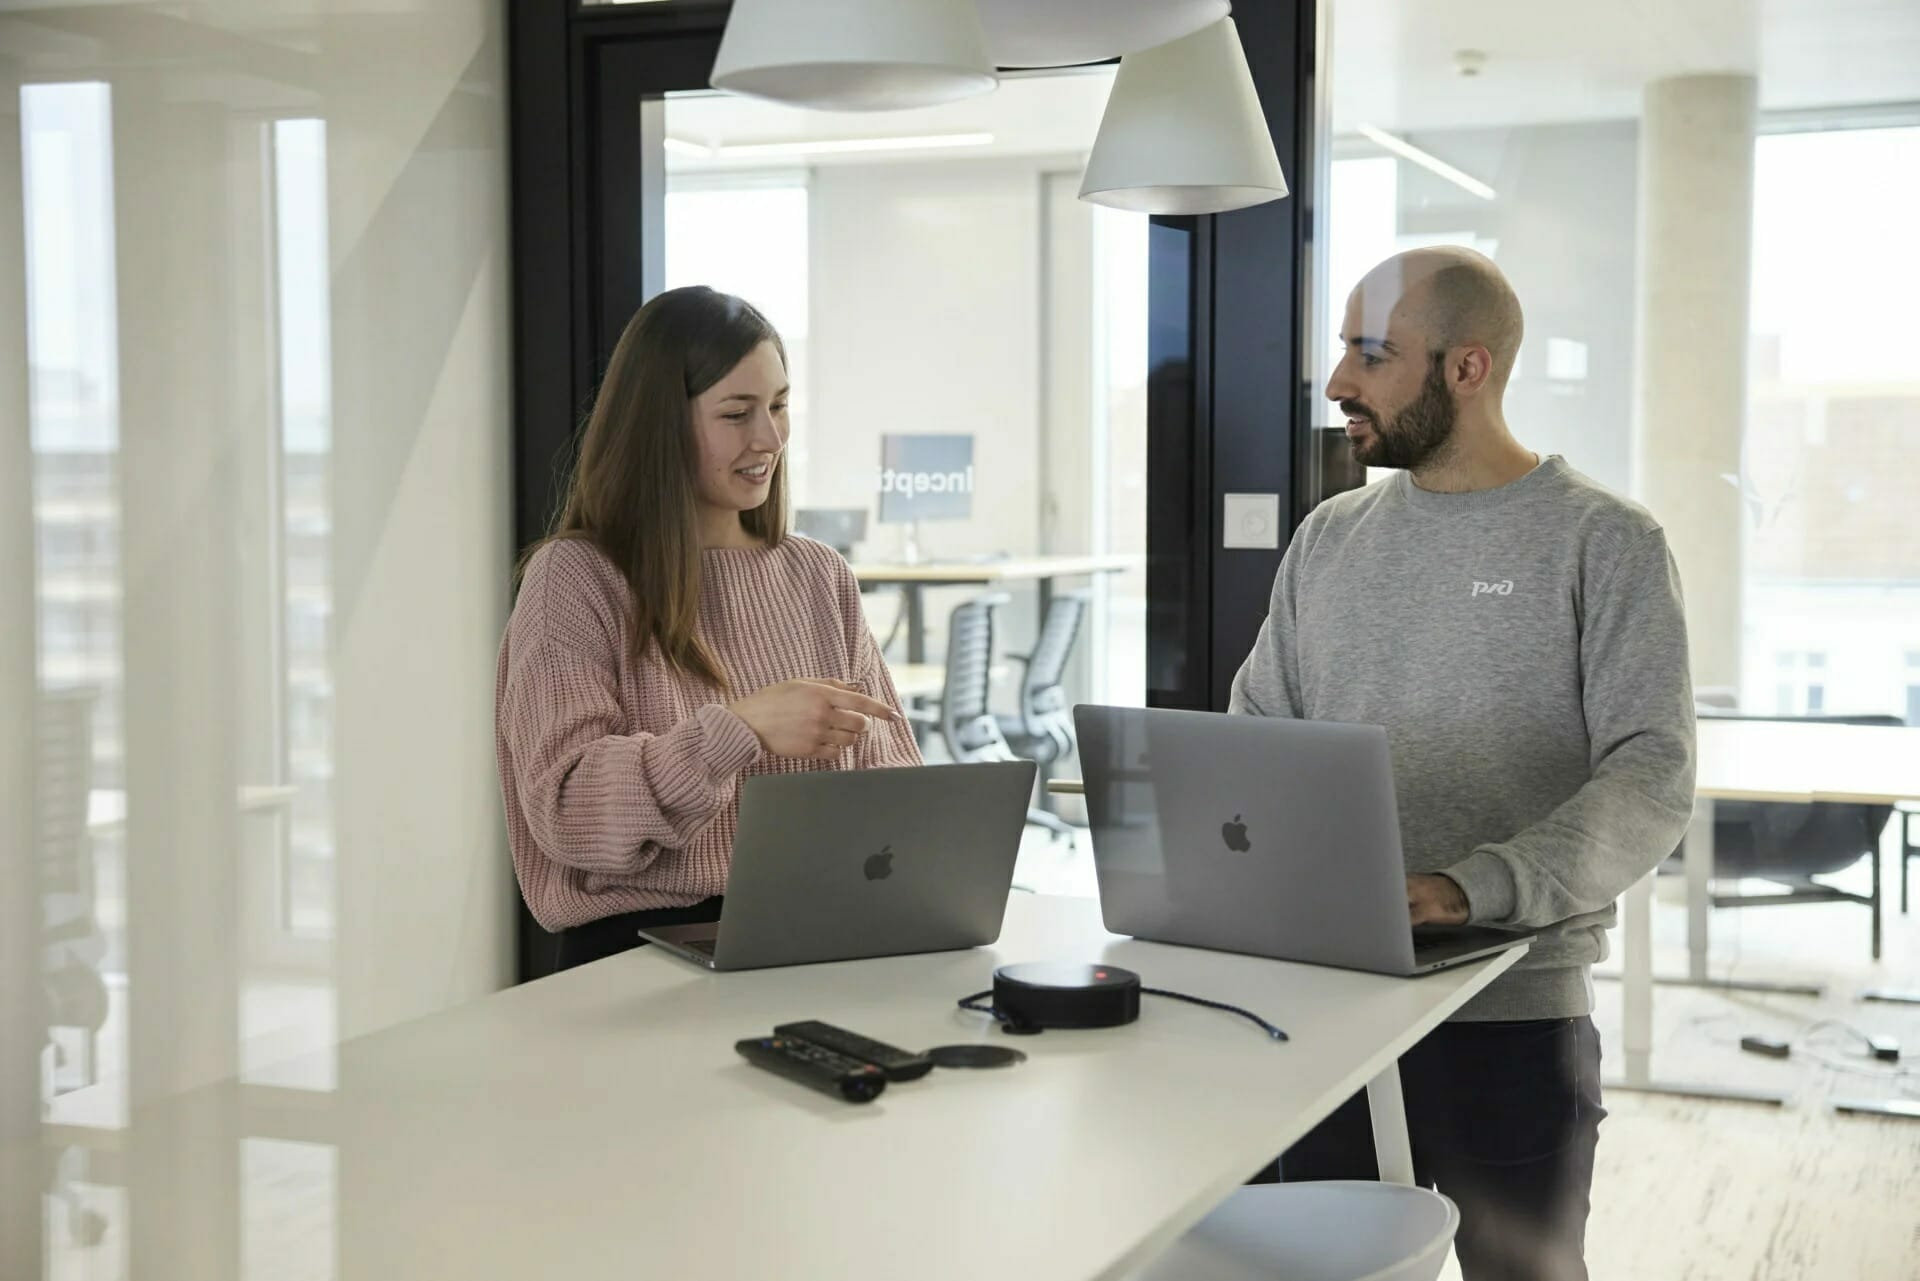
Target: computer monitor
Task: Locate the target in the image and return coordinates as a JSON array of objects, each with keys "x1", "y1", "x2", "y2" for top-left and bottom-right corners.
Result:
[
  {"x1": 877, "y1": 434, "x2": 974, "y2": 524},
  {"x1": 794, "y1": 508, "x2": 868, "y2": 556}
]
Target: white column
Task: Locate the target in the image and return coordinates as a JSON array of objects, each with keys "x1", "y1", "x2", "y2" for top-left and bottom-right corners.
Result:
[{"x1": 1631, "y1": 74, "x2": 1759, "y2": 694}]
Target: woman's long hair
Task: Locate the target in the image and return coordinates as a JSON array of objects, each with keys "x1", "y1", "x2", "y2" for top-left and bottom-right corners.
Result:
[{"x1": 523, "y1": 286, "x2": 789, "y2": 690}]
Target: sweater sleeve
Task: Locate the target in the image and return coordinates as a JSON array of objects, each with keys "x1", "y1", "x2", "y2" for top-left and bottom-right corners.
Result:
[
  {"x1": 1228, "y1": 519, "x2": 1310, "y2": 718},
  {"x1": 1443, "y1": 529, "x2": 1698, "y2": 928},
  {"x1": 499, "y1": 564, "x2": 763, "y2": 877}
]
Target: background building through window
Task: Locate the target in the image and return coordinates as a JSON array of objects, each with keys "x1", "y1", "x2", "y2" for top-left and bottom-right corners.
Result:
[{"x1": 1311, "y1": 4, "x2": 1920, "y2": 723}]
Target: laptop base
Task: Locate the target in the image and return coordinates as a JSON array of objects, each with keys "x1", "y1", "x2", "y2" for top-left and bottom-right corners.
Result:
[
  {"x1": 1409, "y1": 925, "x2": 1534, "y2": 974},
  {"x1": 639, "y1": 923, "x2": 720, "y2": 969}
]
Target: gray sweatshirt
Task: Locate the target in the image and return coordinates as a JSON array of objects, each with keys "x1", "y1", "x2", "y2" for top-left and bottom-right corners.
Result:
[{"x1": 1229, "y1": 456, "x2": 1696, "y2": 1021}]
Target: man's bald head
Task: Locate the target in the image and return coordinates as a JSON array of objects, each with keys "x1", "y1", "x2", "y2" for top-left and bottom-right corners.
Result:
[{"x1": 1353, "y1": 247, "x2": 1525, "y2": 387}]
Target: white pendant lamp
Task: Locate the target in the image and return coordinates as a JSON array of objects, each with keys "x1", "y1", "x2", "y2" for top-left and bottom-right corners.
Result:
[
  {"x1": 1079, "y1": 18, "x2": 1289, "y2": 216},
  {"x1": 711, "y1": 0, "x2": 996, "y2": 112},
  {"x1": 978, "y1": 0, "x2": 1230, "y2": 69}
]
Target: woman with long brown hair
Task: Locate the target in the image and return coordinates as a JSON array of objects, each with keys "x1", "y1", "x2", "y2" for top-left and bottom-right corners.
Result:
[{"x1": 496, "y1": 286, "x2": 921, "y2": 970}]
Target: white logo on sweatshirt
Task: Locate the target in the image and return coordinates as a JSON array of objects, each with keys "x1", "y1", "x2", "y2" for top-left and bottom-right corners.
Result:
[{"x1": 1470, "y1": 580, "x2": 1515, "y2": 597}]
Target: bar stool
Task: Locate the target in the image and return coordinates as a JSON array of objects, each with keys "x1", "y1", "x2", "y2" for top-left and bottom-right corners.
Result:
[{"x1": 1129, "y1": 1182, "x2": 1459, "y2": 1281}]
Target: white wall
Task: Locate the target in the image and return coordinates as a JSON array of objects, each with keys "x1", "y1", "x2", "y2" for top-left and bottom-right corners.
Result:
[
  {"x1": 798, "y1": 155, "x2": 1145, "y2": 723},
  {"x1": 807, "y1": 158, "x2": 1052, "y2": 672},
  {"x1": 807, "y1": 159, "x2": 1045, "y2": 558}
]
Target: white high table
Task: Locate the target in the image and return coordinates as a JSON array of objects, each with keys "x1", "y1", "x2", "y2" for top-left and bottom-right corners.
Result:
[
  {"x1": 1059, "y1": 722, "x2": 1920, "y2": 1109},
  {"x1": 64, "y1": 894, "x2": 1522, "y2": 1281}
]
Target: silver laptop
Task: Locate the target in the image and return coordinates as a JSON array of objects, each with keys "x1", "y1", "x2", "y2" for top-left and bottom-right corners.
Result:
[
  {"x1": 1073, "y1": 706, "x2": 1530, "y2": 976},
  {"x1": 639, "y1": 761, "x2": 1036, "y2": 971}
]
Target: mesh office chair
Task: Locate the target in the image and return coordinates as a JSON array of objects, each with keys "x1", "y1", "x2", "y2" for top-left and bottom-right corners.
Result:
[
  {"x1": 37, "y1": 687, "x2": 111, "y2": 1246},
  {"x1": 926, "y1": 593, "x2": 1074, "y2": 839},
  {"x1": 38, "y1": 688, "x2": 107, "y2": 1082},
  {"x1": 997, "y1": 590, "x2": 1090, "y2": 824},
  {"x1": 1902, "y1": 802, "x2": 1918, "y2": 915},
  {"x1": 1686, "y1": 711, "x2": 1900, "y2": 959}
]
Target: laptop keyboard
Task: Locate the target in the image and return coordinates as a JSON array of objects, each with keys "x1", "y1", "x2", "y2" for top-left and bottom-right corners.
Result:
[{"x1": 681, "y1": 937, "x2": 717, "y2": 957}]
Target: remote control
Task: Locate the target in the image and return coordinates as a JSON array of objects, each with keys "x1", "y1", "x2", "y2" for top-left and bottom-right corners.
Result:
[
  {"x1": 775, "y1": 1020, "x2": 936, "y2": 1082},
  {"x1": 735, "y1": 1035, "x2": 887, "y2": 1103}
]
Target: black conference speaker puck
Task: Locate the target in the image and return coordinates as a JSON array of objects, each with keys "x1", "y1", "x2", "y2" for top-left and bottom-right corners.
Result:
[{"x1": 925, "y1": 1044, "x2": 1028, "y2": 1069}]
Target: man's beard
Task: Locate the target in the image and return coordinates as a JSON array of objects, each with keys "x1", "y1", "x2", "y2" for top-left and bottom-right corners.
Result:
[{"x1": 1345, "y1": 354, "x2": 1456, "y2": 470}]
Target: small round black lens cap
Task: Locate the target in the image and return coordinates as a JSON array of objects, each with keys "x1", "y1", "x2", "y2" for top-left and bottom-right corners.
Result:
[{"x1": 926, "y1": 1044, "x2": 1028, "y2": 1069}]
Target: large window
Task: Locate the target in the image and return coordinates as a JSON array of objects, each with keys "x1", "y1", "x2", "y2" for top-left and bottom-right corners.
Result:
[
  {"x1": 270, "y1": 118, "x2": 337, "y2": 942},
  {"x1": 1743, "y1": 124, "x2": 1920, "y2": 721},
  {"x1": 1309, "y1": 7, "x2": 1920, "y2": 721},
  {"x1": 666, "y1": 178, "x2": 812, "y2": 499},
  {"x1": 9, "y1": 1, "x2": 515, "y2": 1274},
  {"x1": 22, "y1": 83, "x2": 129, "y2": 1133}
]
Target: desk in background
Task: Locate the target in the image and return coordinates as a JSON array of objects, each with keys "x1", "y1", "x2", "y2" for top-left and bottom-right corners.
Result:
[
  {"x1": 853, "y1": 553, "x2": 1139, "y2": 665},
  {"x1": 31, "y1": 894, "x2": 1522, "y2": 1281},
  {"x1": 1617, "y1": 718, "x2": 1920, "y2": 1105}
]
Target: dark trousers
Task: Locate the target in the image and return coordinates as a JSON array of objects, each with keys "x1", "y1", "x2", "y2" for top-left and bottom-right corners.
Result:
[
  {"x1": 1256, "y1": 1016, "x2": 1605, "y2": 1281},
  {"x1": 554, "y1": 897, "x2": 724, "y2": 972}
]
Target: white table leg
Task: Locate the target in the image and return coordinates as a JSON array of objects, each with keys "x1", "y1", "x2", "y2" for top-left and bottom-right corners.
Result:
[
  {"x1": 1596, "y1": 792, "x2": 1821, "y2": 999},
  {"x1": 1608, "y1": 861, "x2": 1786, "y2": 1105},
  {"x1": 1620, "y1": 872, "x2": 1653, "y2": 1088},
  {"x1": 1366, "y1": 1063, "x2": 1415, "y2": 1186},
  {"x1": 1685, "y1": 797, "x2": 1714, "y2": 983}
]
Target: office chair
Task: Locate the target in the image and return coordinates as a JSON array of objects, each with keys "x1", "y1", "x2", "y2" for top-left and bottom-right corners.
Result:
[
  {"x1": 1684, "y1": 711, "x2": 1901, "y2": 959},
  {"x1": 921, "y1": 593, "x2": 1075, "y2": 840},
  {"x1": 37, "y1": 687, "x2": 111, "y2": 1247},
  {"x1": 997, "y1": 590, "x2": 1090, "y2": 826},
  {"x1": 1902, "y1": 802, "x2": 1918, "y2": 915}
]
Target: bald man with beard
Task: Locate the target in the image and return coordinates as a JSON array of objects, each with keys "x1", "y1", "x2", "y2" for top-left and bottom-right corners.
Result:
[{"x1": 1232, "y1": 248, "x2": 1697, "y2": 1281}]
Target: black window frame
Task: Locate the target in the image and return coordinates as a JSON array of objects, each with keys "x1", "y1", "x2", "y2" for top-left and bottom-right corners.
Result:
[{"x1": 506, "y1": 0, "x2": 1319, "y2": 980}]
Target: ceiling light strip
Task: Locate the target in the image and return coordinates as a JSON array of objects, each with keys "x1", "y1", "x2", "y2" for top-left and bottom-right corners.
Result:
[{"x1": 1355, "y1": 124, "x2": 1497, "y2": 201}]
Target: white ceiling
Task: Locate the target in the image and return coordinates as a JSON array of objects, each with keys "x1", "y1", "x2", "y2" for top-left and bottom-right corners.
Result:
[
  {"x1": 1329, "y1": 0, "x2": 1920, "y2": 133},
  {"x1": 667, "y1": 0, "x2": 1920, "y2": 173}
]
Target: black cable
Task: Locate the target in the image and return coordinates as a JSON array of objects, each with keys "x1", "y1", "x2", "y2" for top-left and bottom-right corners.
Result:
[
  {"x1": 955, "y1": 988, "x2": 1288, "y2": 1041},
  {"x1": 957, "y1": 990, "x2": 1002, "y2": 1022},
  {"x1": 1142, "y1": 988, "x2": 1289, "y2": 1041},
  {"x1": 879, "y1": 589, "x2": 909, "y2": 659},
  {"x1": 957, "y1": 990, "x2": 1043, "y2": 1035},
  {"x1": 1799, "y1": 1019, "x2": 1876, "y2": 1052}
]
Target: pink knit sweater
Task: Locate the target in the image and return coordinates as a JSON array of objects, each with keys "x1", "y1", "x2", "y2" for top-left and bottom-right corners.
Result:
[{"x1": 495, "y1": 535, "x2": 923, "y2": 930}]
